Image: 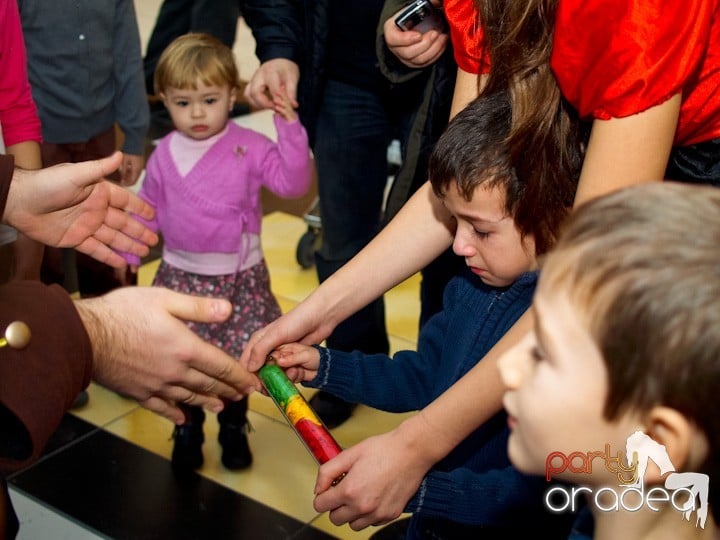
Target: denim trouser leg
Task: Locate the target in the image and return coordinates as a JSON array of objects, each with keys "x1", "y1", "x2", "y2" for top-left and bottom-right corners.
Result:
[{"x1": 313, "y1": 80, "x2": 391, "y2": 355}]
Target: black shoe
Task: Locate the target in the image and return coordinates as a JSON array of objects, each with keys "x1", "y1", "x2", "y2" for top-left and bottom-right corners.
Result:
[
  {"x1": 309, "y1": 391, "x2": 357, "y2": 429},
  {"x1": 70, "y1": 390, "x2": 89, "y2": 409},
  {"x1": 171, "y1": 425, "x2": 204, "y2": 471},
  {"x1": 219, "y1": 423, "x2": 253, "y2": 470}
]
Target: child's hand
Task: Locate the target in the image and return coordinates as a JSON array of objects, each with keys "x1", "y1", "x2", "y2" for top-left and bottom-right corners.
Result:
[
  {"x1": 113, "y1": 263, "x2": 138, "y2": 286},
  {"x1": 272, "y1": 89, "x2": 298, "y2": 122},
  {"x1": 269, "y1": 343, "x2": 320, "y2": 382}
]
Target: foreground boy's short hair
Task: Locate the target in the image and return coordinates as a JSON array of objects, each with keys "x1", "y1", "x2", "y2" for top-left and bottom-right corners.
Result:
[{"x1": 541, "y1": 182, "x2": 720, "y2": 517}]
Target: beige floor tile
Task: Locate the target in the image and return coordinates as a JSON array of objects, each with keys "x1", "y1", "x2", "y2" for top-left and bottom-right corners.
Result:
[{"x1": 71, "y1": 383, "x2": 140, "y2": 427}]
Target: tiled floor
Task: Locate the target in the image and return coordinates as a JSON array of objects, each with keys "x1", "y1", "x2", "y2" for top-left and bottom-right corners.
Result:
[
  {"x1": 7, "y1": 4, "x2": 423, "y2": 538},
  {"x1": 8, "y1": 210, "x2": 421, "y2": 540}
]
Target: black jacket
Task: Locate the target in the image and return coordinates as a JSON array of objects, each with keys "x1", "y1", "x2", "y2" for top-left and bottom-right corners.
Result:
[
  {"x1": 242, "y1": 0, "x2": 328, "y2": 145},
  {"x1": 243, "y1": 0, "x2": 456, "y2": 220},
  {"x1": 376, "y1": 0, "x2": 456, "y2": 220}
]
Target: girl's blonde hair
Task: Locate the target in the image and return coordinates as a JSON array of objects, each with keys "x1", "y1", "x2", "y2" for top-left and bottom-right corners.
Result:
[{"x1": 153, "y1": 32, "x2": 240, "y2": 95}]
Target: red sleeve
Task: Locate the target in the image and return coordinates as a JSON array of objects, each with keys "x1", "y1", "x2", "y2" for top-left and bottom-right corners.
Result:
[
  {"x1": 0, "y1": 282, "x2": 93, "y2": 474},
  {"x1": 551, "y1": 0, "x2": 715, "y2": 121},
  {"x1": 444, "y1": 0, "x2": 491, "y2": 74},
  {"x1": 0, "y1": 0, "x2": 42, "y2": 147}
]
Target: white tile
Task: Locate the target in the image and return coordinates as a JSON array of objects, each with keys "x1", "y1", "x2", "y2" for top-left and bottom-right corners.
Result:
[{"x1": 10, "y1": 488, "x2": 106, "y2": 540}]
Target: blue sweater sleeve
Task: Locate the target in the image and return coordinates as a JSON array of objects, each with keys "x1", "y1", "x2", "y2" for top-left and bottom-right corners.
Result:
[
  {"x1": 306, "y1": 323, "x2": 448, "y2": 412},
  {"x1": 406, "y1": 465, "x2": 551, "y2": 526},
  {"x1": 304, "y1": 283, "x2": 455, "y2": 412}
]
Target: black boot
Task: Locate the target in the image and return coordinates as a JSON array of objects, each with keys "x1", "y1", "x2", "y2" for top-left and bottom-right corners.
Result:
[
  {"x1": 171, "y1": 406, "x2": 205, "y2": 472},
  {"x1": 218, "y1": 399, "x2": 252, "y2": 471}
]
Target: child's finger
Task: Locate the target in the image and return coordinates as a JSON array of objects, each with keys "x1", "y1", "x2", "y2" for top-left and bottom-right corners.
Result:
[{"x1": 275, "y1": 346, "x2": 318, "y2": 369}]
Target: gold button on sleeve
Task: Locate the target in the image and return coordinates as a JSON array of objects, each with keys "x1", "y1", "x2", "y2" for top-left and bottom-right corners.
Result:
[{"x1": 0, "y1": 321, "x2": 32, "y2": 350}]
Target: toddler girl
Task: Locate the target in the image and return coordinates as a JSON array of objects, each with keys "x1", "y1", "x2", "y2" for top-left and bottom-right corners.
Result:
[{"x1": 128, "y1": 32, "x2": 312, "y2": 471}]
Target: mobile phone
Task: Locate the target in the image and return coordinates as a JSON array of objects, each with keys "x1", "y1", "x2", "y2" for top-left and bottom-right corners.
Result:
[{"x1": 394, "y1": 0, "x2": 445, "y2": 33}]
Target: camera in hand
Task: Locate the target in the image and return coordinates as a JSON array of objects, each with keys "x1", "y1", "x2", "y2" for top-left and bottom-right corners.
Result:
[{"x1": 394, "y1": 0, "x2": 445, "y2": 33}]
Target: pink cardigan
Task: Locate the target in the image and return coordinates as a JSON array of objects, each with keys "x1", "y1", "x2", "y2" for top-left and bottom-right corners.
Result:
[{"x1": 124, "y1": 116, "x2": 312, "y2": 270}]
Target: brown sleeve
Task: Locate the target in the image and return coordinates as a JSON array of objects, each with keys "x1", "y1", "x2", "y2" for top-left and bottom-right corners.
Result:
[
  {"x1": 0, "y1": 154, "x2": 14, "y2": 219},
  {"x1": 0, "y1": 281, "x2": 93, "y2": 474}
]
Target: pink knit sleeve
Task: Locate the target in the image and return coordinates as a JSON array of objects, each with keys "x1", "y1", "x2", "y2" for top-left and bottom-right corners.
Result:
[{"x1": 259, "y1": 115, "x2": 313, "y2": 199}]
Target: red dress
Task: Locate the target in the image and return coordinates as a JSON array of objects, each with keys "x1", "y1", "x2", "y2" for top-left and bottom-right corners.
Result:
[{"x1": 444, "y1": 0, "x2": 720, "y2": 145}]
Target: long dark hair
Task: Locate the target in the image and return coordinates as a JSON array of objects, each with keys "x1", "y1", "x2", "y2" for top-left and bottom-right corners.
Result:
[{"x1": 474, "y1": 0, "x2": 586, "y2": 254}]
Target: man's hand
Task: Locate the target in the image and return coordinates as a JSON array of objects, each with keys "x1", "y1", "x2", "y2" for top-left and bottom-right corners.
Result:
[
  {"x1": 244, "y1": 58, "x2": 300, "y2": 110},
  {"x1": 75, "y1": 287, "x2": 263, "y2": 424},
  {"x1": 4, "y1": 152, "x2": 158, "y2": 268}
]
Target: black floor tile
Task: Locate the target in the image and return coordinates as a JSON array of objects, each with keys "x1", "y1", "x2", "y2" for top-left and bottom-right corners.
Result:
[{"x1": 10, "y1": 416, "x2": 336, "y2": 540}]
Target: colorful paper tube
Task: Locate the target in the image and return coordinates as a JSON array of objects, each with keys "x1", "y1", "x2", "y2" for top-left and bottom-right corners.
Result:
[{"x1": 258, "y1": 363, "x2": 342, "y2": 464}]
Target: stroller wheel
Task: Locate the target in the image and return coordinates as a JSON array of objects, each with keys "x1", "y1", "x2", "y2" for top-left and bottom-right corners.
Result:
[{"x1": 296, "y1": 229, "x2": 319, "y2": 269}]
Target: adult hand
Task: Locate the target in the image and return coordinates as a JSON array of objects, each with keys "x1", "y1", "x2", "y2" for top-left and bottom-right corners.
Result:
[
  {"x1": 384, "y1": 6, "x2": 448, "y2": 69},
  {"x1": 75, "y1": 287, "x2": 263, "y2": 425},
  {"x1": 313, "y1": 426, "x2": 432, "y2": 530},
  {"x1": 119, "y1": 152, "x2": 144, "y2": 187},
  {"x1": 244, "y1": 58, "x2": 300, "y2": 110},
  {"x1": 4, "y1": 152, "x2": 158, "y2": 268},
  {"x1": 239, "y1": 292, "x2": 338, "y2": 372}
]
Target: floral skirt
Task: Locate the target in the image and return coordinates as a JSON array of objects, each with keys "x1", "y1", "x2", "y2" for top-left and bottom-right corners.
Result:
[{"x1": 153, "y1": 259, "x2": 282, "y2": 359}]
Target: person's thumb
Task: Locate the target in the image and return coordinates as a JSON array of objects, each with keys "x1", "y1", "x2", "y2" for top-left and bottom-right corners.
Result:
[
  {"x1": 71, "y1": 151, "x2": 123, "y2": 189},
  {"x1": 161, "y1": 289, "x2": 233, "y2": 324}
]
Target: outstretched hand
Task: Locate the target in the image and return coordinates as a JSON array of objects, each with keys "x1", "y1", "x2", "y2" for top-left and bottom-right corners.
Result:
[
  {"x1": 75, "y1": 287, "x2": 263, "y2": 424},
  {"x1": 239, "y1": 297, "x2": 337, "y2": 372},
  {"x1": 4, "y1": 152, "x2": 158, "y2": 268}
]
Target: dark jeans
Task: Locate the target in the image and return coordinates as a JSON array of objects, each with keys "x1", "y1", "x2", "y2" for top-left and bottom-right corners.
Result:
[
  {"x1": 313, "y1": 79, "x2": 396, "y2": 355},
  {"x1": 143, "y1": 0, "x2": 242, "y2": 94}
]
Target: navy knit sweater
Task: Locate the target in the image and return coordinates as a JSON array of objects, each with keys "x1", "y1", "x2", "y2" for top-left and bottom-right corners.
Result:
[{"x1": 306, "y1": 270, "x2": 555, "y2": 527}]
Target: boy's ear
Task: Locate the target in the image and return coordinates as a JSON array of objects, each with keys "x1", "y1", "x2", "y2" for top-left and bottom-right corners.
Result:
[{"x1": 642, "y1": 406, "x2": 709, "y2": 482}]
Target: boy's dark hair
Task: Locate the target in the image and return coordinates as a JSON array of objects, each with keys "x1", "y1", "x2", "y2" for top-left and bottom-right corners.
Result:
[
  {"x1": 473, "y1": 0, "x2": 586, "y2": 255},
  {"x1": 541, "y1": 182, "x2": 720, "y2": 519},
  {"x1": 429, "y1": 91, "x2": 573, "y2": 254}
]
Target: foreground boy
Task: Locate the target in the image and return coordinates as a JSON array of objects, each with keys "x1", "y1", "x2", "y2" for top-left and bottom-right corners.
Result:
[{"x1": 500, "y1": 182, "x2": 719, "y2": 539}]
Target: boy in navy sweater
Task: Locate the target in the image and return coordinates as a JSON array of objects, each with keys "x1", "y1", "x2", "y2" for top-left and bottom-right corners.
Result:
[{"x1": 269, "y1": 91, "x2": 577, "y2": 539}]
